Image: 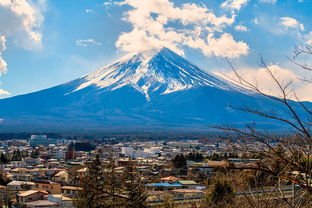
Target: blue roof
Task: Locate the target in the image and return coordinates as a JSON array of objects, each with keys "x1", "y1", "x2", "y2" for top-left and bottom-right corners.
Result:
[
  {"x1": 196, "y1": 186, "x2": 206, "y2": 190},
  {"x1": 145, "y1": 182, "x2": 182, "y2": 187}
]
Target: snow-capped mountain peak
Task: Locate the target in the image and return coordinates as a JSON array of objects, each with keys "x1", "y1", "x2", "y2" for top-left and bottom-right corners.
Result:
[
  {"x1": 71, "y1": 47, "x2": 238, "y2": 100},
  {"x1": 0, "y1": 48, "x2": 305, "y2": 132}
]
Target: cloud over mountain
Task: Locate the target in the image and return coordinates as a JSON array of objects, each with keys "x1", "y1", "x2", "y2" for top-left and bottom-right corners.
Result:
[{"x1": 115, "y1": 0, "x2": 249, "y2": 59}]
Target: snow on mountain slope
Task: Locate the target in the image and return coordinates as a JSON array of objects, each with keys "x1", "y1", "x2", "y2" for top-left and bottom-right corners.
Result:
[
  {"x1": 0, "y1": 47, "x2": 303, "y2": 132},
  {"x1": 70, "y1": 47, "x2": 245, "y2": 100}
]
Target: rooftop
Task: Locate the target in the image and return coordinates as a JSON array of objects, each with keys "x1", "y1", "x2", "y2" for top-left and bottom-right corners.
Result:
[
  {"x1": 171, "y1": 189, "x2": 204, "y2": 193},
  {"x1": 49, "y1": 194, "x2": 72, "y2": 201},
  {"x1": 54, "y1": 170, "x2": 67, "y2": 177},
  {"x1": 18, "y1": 190, "x2": 48, "y2": 197},
  {"x1": 160, "y1": 176, "x2": 181, "y2": 182},
  {"x1": 12, "y1": 168, "x2": 29, "y2": 172},
  {"x1": 7, "y1": 180, "x2": 35, "y2": 186},
  {"x1": 61, "y1": 186, "x2": 82, "y2": 191},
  {"x1": 146, "y1": 182, "x2": 182, "y2": 187},
  {"x1": 177, "y1": 180, "x2": 197, "y2": 185},
  {"x1": 24, "y1": 200, "x2": 57, "y2": 207}
]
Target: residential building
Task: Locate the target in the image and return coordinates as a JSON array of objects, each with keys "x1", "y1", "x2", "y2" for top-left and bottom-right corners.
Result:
[
  {"x1": 6, "y1": 181, "x2": 36, "y2": 198},
  {"x1": 34, "y1": 182, "x2": 61, "y2": 194},
  {"x1": 48, "y1": 194, "x2": 74, "y2": 208},
  {"x1": 12, "y1": 168, "x2": 32, "y2": 181},
  {"x1": 52, "y1": 171, "x2": 69, "y2": 184},
  {"x1": 16, "y1": 190, "x2": 48, "y2": 204},
  {"x1": 61, "y1": 186, "x2": 82, "y2": 198}
]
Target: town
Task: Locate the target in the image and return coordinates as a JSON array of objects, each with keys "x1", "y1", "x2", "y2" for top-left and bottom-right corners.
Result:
[
  {"x1": 0, "y1": 134, "x2": 299, "y2": 207},
  {"x1": 1, "y1": 0, "x2": 311, "y2": 207}
]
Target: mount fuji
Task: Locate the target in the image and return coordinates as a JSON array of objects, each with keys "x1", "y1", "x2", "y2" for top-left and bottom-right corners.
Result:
[{"x1": 0, "y1": 48, "x2": 301, "y2": 132}]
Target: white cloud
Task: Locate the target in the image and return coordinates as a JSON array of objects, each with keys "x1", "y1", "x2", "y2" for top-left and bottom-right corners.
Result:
[
  {"x1": 207, "y1": 34, "x2": 248, "y2": 58},
  {"x1": 221, "y1": 0, "x2": 249, "y2": 11},
  {"x1": 0, "y1": 0, "x2": 44, "y2": 70},
  {"x1": 0, "y1": 0, "x2": 44, "y2": 49},
  {"x1": 0, "y1": 36, "x2": 7, "y2": 74},
  {"x1": 76, "y1": 39, "x2": 102, "y2": 47},
  {"x1": 296, "y1": 83, "x2": 312, "y2": 101},
  {"x1": 280, "y1": 17, "x2": 304, "y2": 31},
  {"x1": 85, "y1": 9, "x2": 95, "y2": 13},
  {"x1": 0, "y1": 56, "x2": 7, "y2": 75},
  {"x1": 259, "y1": 0, "x2": 277, "y2": 4},
  {"x1": 185, "y1": 33, "x2": 249, "y2": 58},
  {"x1": 116, "y1": 29, "x2": 185, "y2": 55},
  {"x1": 216, "y1": 65, "x2": 312, "y2": 101},
  {"x1": 234, "y1": 25, "x2": 248, "y2": 31},
  {"x1": 115, "y1": 0, "x2": 249, "y2": 59},
  {"x1": 254, "y1": 15, "x2": 306, "y2": 38},
  {"x1": 0, "y1": 89, "x2": 10, "y2": 95},
  {"x1": 103, "y1": 1, "x2": 114, "y2": 6},
  {"x1": 304, "y1": 31, "x2": 312, "y2": 45},
  {"x1": 0, "y1": 0, "x2": 44, "y2": 94},
  {"x1": 0, "y1": 36, "x2": 6, "y2": 52}
]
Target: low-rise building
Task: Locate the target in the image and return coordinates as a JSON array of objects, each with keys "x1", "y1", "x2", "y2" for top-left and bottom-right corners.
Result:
[
  {"x1": 6, "y1": 181, "x2": 36, "y2": 198},
  {"x1": 61, "y1": 186, "x2": 82, "y2": 198},
  {"x1": 17, "y1": 190, "x2": 48, "y2": 204},
  {"x1": 52, "y1": 170, "x2": 69, "y2": 184},
  {"x1": 34, "y1": 181, "x2": 61, "y2": 194},
  {"x1": 48, "y1": 194, "x2": 74, "y2": 208},
  {"x1": 177, "y1": 180, "x2": 198, "y2": 189},
  {"x1": 12, "y1": 168, "x2": 32, "y2": 181}
]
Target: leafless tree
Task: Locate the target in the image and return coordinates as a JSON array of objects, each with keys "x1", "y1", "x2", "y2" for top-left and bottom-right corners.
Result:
[{"x1": 213, "y1": 44, "x2": 312, "y2": 207}]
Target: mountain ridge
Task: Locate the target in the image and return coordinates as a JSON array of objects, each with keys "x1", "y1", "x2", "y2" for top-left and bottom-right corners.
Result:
[{"x1": 0, "y1": 47, "x2": 305, "y2": 132}]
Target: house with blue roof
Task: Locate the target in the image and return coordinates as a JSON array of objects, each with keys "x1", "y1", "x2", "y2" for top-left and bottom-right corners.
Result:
[{"x1": 146, "y1": 180, "x2": 198, "y2": 190}]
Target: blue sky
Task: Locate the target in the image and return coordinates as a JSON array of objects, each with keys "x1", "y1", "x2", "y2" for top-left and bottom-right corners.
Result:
[{"x1": 0, "y1": 0, "x2": 311, "y2": 100}]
